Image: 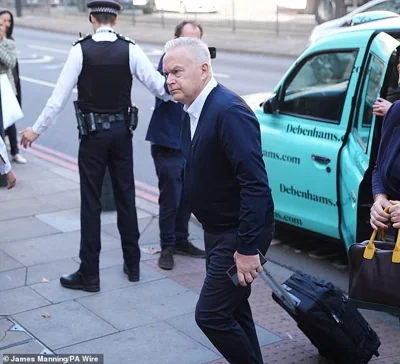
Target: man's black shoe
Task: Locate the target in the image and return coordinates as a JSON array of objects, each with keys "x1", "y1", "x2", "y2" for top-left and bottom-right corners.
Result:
[
  {"x1": 60, "y1": 270, "x2": 100, "y2": 292},
  {"x1": 123, "y1": 263, "x2": 140, "y2": 282},
  {"x1": 158, "y1": 247, "x2": 174, "y2": 270},
  {"x1": 175, "y1": 241, "x2": 206, "y2": 258}
]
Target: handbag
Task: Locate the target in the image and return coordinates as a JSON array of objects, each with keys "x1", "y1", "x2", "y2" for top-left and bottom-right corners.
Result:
[
  {"x1": 0, "y1": 73, "x2": 23, "y2": 129},
  {"x1": 348, "y1": 206, "x2": 400, "y2": 313}
]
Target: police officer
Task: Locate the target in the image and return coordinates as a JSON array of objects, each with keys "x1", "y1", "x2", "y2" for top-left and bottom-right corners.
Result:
[{"x1": 20, "y1": 0, "x2": 174, "y2": 292}]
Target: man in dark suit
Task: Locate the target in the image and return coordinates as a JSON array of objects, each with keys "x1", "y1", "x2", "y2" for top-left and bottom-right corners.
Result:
[
  {"x1": 163, "y1": 37, "x2": 275, "y2": 364},
  {"x1": 146, "y1": 21, "x2": 206, "y2": 270}
]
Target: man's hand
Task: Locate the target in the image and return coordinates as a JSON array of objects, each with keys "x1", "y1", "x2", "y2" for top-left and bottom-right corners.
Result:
[
  {"x1": 372, "y1": 98, "x2": 392, "y2": 117},
  {"x1": 370, "y1": 194, "x2": 391, "y2": 230},
  {"x1": 6, "y1": 170, "x2": 16, "y2": 189},
  {"x1": 389, "y1": 200, "x2": 400, "y2": 229},
  {"x1": 20, "y1": 127, "x2": 39, "y2": 148},
  {"x1": 234, "y1": 251, "x2": 262, "y2": 287}
]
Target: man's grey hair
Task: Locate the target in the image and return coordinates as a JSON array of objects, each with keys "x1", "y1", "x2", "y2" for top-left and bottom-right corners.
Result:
[{"x1": 164, "y1": 37, "x2": 211, "y2": 66}]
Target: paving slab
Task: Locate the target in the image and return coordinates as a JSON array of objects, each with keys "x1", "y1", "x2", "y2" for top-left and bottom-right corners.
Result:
[
  {"x1": 0, "y1": 177, "x2": 78, "y2": 203},
  {"x1": 0, "y1": 251, "x2": 23, "y2": 273},
  {"x1": 0, "y1": 268, "x2": 26, "y2": 292},
  {"x1": 0, "y1": 217, "x2": 60, "y2": 244},
  {"x1": 166, "y1": 313, "x2": 282, "y2": 355},
  {"x1": 36, "y1": 189, "x2": 80, "y2": 211},
  {"x1": 12, "y1": 301, "x2": 117, "y2": 350},
  {"x1": 77, "y1": 279, "x2": 198, "y2": 330},
  {"x1": 1, "y1": 340, "x2": 49, "y2": 356},
  {"x1": 0, "y1": 286, "x2": 50, "y2": 316},
  {"x1": 57, "y1": 321, "x2": 220, "y2": 363},
  {"x1": 0, "y1": 318, "x2": 32, "y2": 351},
  {"x1": 26, "y1": 258, "x2": 80, "y2": 285},
  {"x1": 101, "y1": 216, "x2": 155, "y2": 239},
  {"x1": 0, "y1": 197, "x2": 60, "y2": 222},
  {"x1": 0, "y1": 231, "x2": 119, "y2": 266},
  {"x1": 73, "y1": 247, "x2": 160, "y2": 269},
  {"x1": 29, "y1": 264, "x2": 164, "y2": 303}
]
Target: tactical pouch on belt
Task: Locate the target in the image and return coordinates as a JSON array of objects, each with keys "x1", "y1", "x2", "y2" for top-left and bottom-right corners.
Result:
[
  {"x1": 128, "y1": 105, "x2": 139, "y2": 134},
  {"x1": 73, "y1": 101, "x2": 88, "y2": 137}
]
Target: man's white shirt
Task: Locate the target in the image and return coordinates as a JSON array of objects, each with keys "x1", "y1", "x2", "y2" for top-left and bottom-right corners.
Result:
[
  {"x1": 32, "y1": 26, "x2": 173, "y2": 135},
  {"x1": 183, "y1": 77, "x2": 217, "y2": 140}
]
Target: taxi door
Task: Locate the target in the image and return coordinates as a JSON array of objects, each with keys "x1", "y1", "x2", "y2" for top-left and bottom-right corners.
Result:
[
  {"x1": 339, "y1": 33, "x2": 400, "y2": 250},
  {"x1": 256, "y1": 32, "x2": 367, "y2": 240}
]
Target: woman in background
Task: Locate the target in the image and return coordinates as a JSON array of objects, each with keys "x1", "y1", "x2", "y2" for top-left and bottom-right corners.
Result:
[{"x1": 1, "y1": 10, "x2": 26, "y2": 164}]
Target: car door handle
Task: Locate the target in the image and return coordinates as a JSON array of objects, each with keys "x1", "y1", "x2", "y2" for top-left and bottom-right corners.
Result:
[{"x1": 311, "y1": 154, "x2": 331, "y2": 164}]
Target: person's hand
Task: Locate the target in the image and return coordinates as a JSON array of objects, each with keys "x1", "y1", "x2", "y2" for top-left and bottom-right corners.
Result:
[
  {"x1": 389, "y1": 200, "x2": 400, "y2": 229},
  {"x1": 372, "y1": 98, "x2": 392, "y2": 117},
  {"x1": 19, "y1": 127, "x2": 39, "y2": 148},
  {"x1": 5, "y1": 170, "x2": 16, "y2": 189},
  {"x1": 370, "y1": 194, "x2": 391, "y2": 230},
  {"x1": 234, "y1": 251, "x2": 262, "y2": 287}
]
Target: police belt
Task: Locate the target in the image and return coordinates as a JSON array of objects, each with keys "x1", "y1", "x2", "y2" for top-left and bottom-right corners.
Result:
[{"x1": 84, "y1": 110, "x2": 129, "y2": 127}]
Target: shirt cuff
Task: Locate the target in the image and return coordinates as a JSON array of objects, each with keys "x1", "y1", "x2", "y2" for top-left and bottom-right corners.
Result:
[{"x1": 32, "y1": 123, "x2": 46, "y2": 135}]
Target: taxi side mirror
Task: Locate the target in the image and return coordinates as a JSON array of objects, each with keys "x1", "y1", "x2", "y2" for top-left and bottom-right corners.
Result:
[{"x1": 263, "y1": 94, "x2": 279, "y2": 114}]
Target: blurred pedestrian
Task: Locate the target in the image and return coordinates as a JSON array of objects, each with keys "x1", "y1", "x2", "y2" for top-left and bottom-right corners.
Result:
[
  {"x1": 0, "y1": 136, "x2": 16, "y2": 189},
  {"x1": 146, "y1": 20, "x2": 205, "y2": 271},
  {"x1": 20, "y1": 0, "x2": 174, "y2": 292},
  {"x1": 0, "y1": 10, "x2": 26, "y2": 164},
  {"x1": 163, "y1": 37, "x2": 275, "y2": 364}
]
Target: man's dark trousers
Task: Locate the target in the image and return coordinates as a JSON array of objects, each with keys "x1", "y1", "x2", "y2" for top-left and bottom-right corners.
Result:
[
  {"x1": 195, "y1": 231, "x2": 263, "y2": 364},
  {"x1": 78, "y1": 121, "x2": 140, "y2": 276},
  {"x1": 151, "y1": 144, "x2": 191, "y2": 248}
]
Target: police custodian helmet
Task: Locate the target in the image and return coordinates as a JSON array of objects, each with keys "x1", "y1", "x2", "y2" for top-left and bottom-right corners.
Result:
[{"x1": 86, "y1": 0, "x2": 121, "y2": 15}]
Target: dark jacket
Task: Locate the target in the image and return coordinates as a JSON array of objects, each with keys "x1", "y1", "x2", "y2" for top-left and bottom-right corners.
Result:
[
  {"x1": 145, "y1": 54, "x2": 184, "y2": 149},
  {"x1": 181, "y1": 83, "x2": 275, "y2": 255},
  {"x1": 372, "y1": 101, "x2": 400, "y2": 199}
]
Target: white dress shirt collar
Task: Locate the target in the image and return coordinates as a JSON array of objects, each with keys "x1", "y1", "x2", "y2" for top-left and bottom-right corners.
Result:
[{"x1": 184, "y1": 77, "x2": 218, "y2": 120}]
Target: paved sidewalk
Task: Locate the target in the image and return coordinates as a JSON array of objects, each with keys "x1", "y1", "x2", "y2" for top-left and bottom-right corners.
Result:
[
  {"x1": 0, "y1": 152, "x2": 399, "y2": 363},
  {"x1": 14, "y1": 13, "x2": 310, "y2": 58}
]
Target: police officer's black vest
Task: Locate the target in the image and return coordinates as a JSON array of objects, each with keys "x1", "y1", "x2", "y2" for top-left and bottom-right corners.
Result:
[{"x1": 77, "y1": 35, "x2": 132, "y2": 114}]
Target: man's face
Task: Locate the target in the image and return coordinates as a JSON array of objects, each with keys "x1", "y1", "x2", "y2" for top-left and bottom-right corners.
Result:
[
  {"x1": 163, "y1": 47, "x2": 208, "y2": 106},
  {"x1": 179, "y1": 24, "x2": 202, "y2": 39}
]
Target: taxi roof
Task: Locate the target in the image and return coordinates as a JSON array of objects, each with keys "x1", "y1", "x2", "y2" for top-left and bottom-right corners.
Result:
[{"x1": 307, "y1": 17, "x2": 400, "y2": 54}]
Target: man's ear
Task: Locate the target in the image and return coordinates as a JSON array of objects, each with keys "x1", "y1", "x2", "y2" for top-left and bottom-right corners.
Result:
[
  {"x1": 89, "y1": 14, "x2": 94, "y2": 24},
  {"x1": 200, "y1": 62, "x2": 209, "y2": 78},
  {"x1": 112, "y1": 16, "x2": 117, "y2": 26}
]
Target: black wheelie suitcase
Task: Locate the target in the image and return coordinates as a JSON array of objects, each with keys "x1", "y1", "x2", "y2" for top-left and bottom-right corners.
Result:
[{"x1": 261, "y1": 267, "x2": 381, "y2": 364}]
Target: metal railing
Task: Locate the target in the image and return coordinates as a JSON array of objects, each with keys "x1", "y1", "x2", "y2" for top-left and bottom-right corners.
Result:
[{"x1": 0, "y1": 0, "x2": 316, "y2": 36}]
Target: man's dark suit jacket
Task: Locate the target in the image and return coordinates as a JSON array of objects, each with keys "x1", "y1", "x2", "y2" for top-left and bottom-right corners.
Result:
[
  {"x1": 181, "y1": 83, "x2": 275, "y2": 255},
  {"x1": 145, "y1": 54, "x2": 183, "y2": 149}
]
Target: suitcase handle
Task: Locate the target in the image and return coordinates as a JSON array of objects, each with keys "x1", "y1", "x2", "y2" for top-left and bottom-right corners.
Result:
[{"x1": 364, "y1": 206, "x2": 400, "y2": 263}]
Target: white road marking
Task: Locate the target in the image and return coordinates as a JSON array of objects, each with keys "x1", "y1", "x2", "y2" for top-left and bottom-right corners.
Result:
[
  {"x1": 20, "y1": 76, "x2": 77, "y2": 93},
  {"x1": 214, "y1": 72, "x2": 230, "y2": 79},
  {"x1": 28, "y1": 45, "x2": 69, "y2": 54},
  {"x1": 44, "y1": 63, "x2": 66, "y2": 70},
  {"x1": 19, "y1": 55, "x2": 54, "y2": 64}
]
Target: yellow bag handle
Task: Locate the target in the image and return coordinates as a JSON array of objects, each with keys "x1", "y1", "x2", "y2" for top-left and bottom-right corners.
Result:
[{"x1": 363, "y1": 206, "x2": 400, "y2": 263}]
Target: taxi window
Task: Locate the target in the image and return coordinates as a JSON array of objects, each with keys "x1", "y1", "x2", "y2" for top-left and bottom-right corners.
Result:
[
  {"x1": 281, "y1": 51, "x2": 357, "y2": 124},
  {"x1": 354, "y1": 55, "x2": 385, "y2": 151},
  {"x1": 368, "y1": 0, "x2": 400, "y2": 12}
]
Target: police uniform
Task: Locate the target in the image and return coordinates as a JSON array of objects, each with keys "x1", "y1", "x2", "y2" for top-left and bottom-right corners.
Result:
[{"x1": 31, "y1": 0, "x2": 173, "y2": 292}]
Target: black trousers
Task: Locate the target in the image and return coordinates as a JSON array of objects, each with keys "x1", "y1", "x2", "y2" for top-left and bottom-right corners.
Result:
[
  {"x1": 151, "y1": 144, "x2": 191, "y2": 248},
  {"x1": 5, "y1": 124, "x2": 18, "y2": 156},
  {"x1": 195, "y1": 231, "x2": 263, "y2": 364},
  {"x1": 78, "y1": 121, "x2": 140, "y2": 276}
]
